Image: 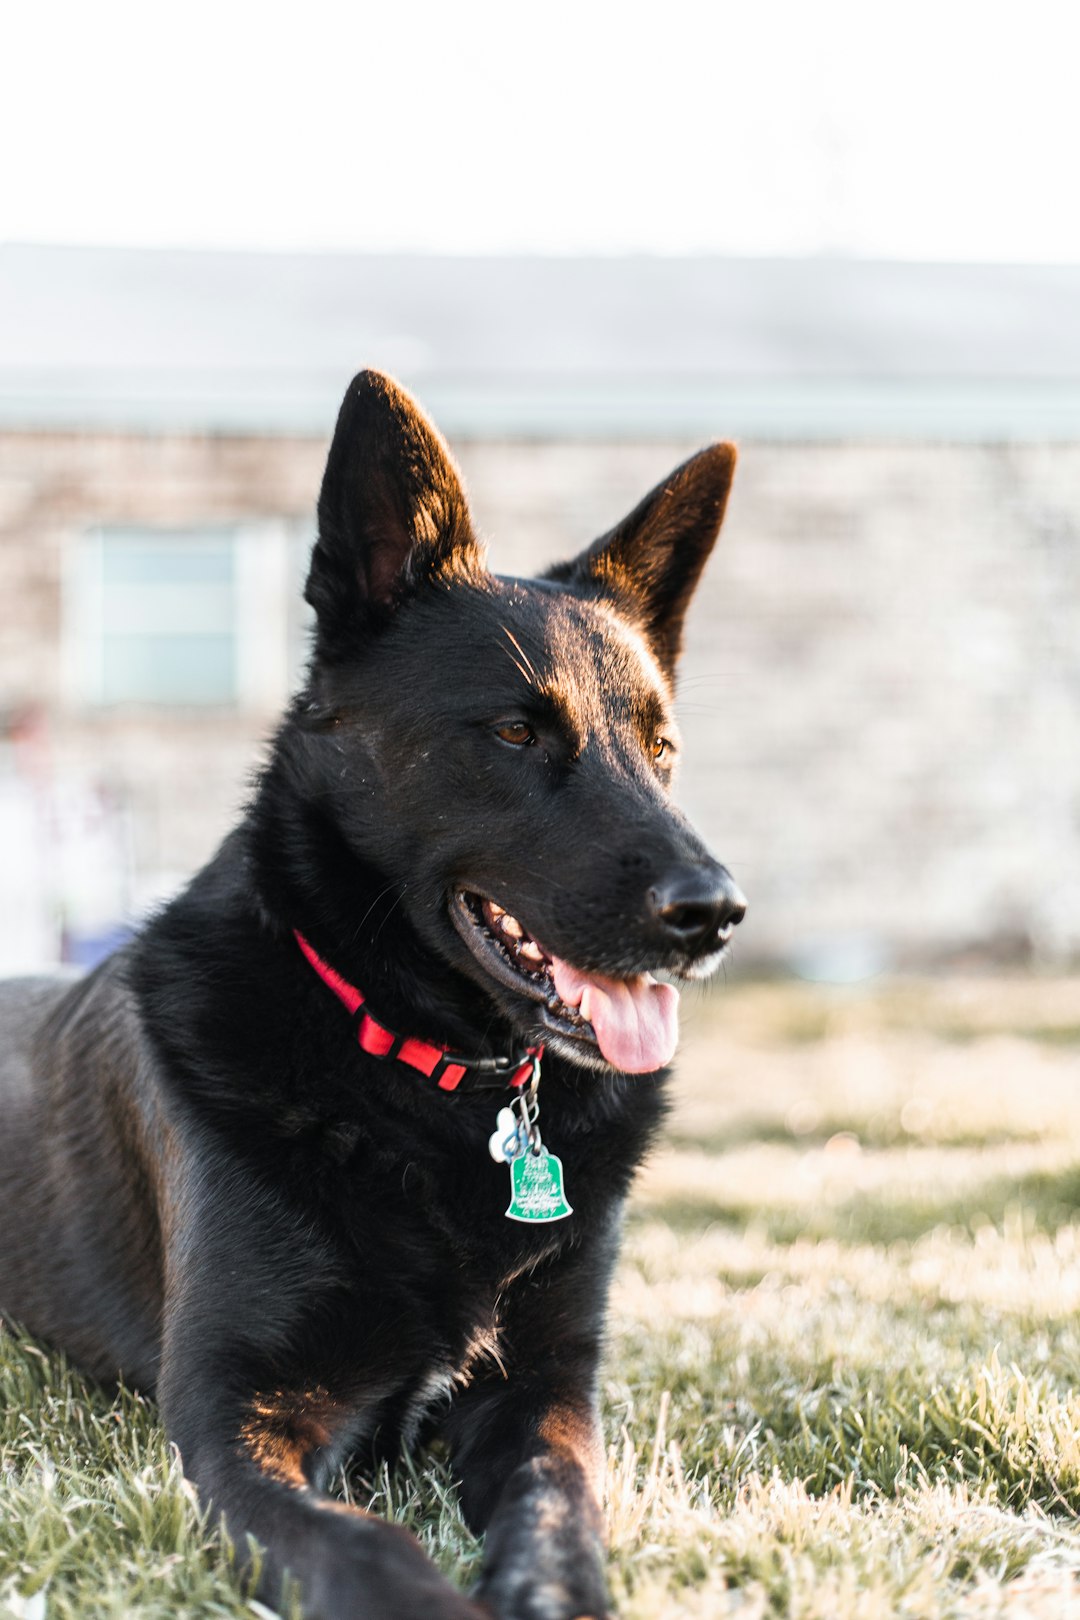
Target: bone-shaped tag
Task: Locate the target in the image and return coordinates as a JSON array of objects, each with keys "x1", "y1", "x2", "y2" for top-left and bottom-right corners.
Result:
[{"x1": 487, "y1": 1106, "x2": 520, "y2": 1164}]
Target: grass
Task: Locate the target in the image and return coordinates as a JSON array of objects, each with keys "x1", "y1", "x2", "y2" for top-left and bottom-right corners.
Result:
[{"x1": 5, "y1": 974, "x2": 1080, "y2": 1617}]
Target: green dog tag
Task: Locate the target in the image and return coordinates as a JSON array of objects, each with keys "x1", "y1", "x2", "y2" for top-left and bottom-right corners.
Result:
[{"x1": 505, "y1": 1149, "x2": 573, "y2": 1223}]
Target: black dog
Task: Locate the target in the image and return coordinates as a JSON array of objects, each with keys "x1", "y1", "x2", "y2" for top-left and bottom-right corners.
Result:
[{"x1": 0, "y1": 372, "x2": 744, "y2": 1620}]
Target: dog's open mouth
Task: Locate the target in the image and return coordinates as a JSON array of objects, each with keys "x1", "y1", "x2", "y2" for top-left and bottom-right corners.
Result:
[{"x1": 450, "y1": 889, "x2": 679, "y2": 1073}]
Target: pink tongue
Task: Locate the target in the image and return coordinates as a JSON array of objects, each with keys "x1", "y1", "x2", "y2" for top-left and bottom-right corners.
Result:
[{"x1": 549, "y1": 958, "x2": 679, "y2": 1073}]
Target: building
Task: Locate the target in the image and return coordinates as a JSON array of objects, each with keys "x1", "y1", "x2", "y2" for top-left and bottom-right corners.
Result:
[{"x1": 1, "y1": 247, "x2": 1079, "y2": 973}]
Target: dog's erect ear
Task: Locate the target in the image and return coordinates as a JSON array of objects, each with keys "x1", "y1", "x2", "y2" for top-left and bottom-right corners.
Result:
[
  {"x1": 547, "y1": 444, "x2": 737, "y2": 676},
  {"x1": 306, "y1": 371, "x2": 481, "y2": 653}
]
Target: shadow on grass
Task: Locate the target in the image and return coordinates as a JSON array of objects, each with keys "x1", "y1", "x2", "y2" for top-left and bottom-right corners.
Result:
[
  {"x1": 638, "y1": 1162, "x2": 1080, "y2": 1246},
  {"x1": 731, "y1": 1363, "x2": 1080, "y2": 1515},
  {"x1": 666, "y1": 1116, "x2": 1049, "y2": 1156}
]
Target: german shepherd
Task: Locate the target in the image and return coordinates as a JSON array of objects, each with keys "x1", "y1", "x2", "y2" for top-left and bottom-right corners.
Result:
[{"x1": 0, "y1": 372, "x2": 744, "y2": 1620}]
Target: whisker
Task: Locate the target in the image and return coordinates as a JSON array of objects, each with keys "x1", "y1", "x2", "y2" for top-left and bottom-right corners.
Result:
[
  {"x1": 348, "y1": 880, "x2": 405, "y2": 946},
  {"x1": 369, "y1": 886, "x2": 408, "y2": 950},
  {"x1": 499, "y1": 643, "x2": 532, "y2": 684},
  {"x1": 501, "y1": 625, "x2": 538, "y2": 681}
]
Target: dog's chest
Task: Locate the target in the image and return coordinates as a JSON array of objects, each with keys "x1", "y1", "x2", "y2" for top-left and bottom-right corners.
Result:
[
  {"x1": 337, "y1": 1095, "x2": 623, "y2": 1254},
  {"x1": 310, "y1": 1081, "x2": 656, "y2": 1397},
  {"x1": 397, "y1": 1304, "x2": 504, "y2": 1445}
]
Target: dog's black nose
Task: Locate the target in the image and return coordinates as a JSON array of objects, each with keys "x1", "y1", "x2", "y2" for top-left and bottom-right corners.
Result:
[{"x1": 647, "y1": 865, "x2": 747, "y2": 954}]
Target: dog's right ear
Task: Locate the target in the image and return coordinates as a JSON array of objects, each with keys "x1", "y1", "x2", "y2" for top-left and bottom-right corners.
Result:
[{"x1": 305, "y1": 371, "x2": 481, "y2": 656}]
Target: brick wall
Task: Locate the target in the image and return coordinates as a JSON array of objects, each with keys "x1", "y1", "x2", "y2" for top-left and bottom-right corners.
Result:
[{"x1": 2, "y1": 430, "x2": 1078, "y2": 968}]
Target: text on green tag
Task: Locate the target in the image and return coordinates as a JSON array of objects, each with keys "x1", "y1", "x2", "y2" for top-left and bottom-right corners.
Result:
[{"x1": 505, "y1": 1149, "x2": 573, "y2": 1223}]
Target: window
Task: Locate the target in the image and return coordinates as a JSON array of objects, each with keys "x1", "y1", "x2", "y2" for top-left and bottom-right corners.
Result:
[{"x1": 65, "y1": 523, "x2": 300, "y2": 711}]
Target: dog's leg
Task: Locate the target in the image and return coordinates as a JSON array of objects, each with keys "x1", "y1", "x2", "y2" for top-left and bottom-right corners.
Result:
[
  {"x1": 452, "y1": 1379, "x2": 608, "y2": 1620},
  {"x1": 155, "y1": 1166, "x2": 490, "y2": 1620},
  {"x1": 443, "y1": 1231, "x2": 618, "y2": 1620},
  {"x1": 158, "y1": 1360, "x2": 491, "y2": 1620}
]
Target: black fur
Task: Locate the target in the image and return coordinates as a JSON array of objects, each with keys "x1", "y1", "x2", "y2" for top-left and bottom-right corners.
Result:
[{"x1": 0, "y1": 371, "x2": 743, "y2": 1620}]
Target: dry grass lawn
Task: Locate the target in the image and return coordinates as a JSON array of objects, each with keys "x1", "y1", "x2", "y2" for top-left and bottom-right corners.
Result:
[{"x1": 4, "y1": 974, "x2": 1080, "y2": 1618}]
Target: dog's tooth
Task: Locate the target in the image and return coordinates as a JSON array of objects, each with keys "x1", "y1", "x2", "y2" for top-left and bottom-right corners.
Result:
[
  {"x1": 487, "y1": 901, "x2": 506, "y2": 919},
  {"x1": 518, "y1": 939, "x2": 544, "y2": 963},
  {"x1": 500, "y1": 915, "x2": 524, "y2": 940}
]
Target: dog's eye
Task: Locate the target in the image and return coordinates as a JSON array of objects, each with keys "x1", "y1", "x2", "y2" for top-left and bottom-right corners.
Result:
[
  {"x1": 653, "y1": 735, "x2": 673, "y2": 762},
  {"x1": 495, "y1": 721, "x2": 536, "y2": 748}
]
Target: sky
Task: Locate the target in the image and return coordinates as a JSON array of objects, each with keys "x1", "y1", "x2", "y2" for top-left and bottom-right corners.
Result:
[{"x1": 2, "y1": 0, "x2": 1079, "y2": 262}]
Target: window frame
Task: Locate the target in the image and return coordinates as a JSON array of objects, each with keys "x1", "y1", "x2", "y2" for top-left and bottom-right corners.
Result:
[{"x1": 63, "y1": 521, "x2": 297, "y2": 714}]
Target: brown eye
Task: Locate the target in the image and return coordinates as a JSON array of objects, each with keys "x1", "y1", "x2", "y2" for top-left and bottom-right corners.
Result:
[
  {"x1": 653, "y1": 735, "x2": 672, "y2": 762},
  {"x1": 495, "y1": 721, "x2": 536, "y2": 747}
]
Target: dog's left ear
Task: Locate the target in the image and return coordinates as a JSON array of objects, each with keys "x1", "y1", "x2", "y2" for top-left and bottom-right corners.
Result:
[
  {"x1": 306, "y1": 370, "x2": 482, "y2": 656},
  {"x1": 547, "y1": 444, "x2": 737, "y2": 677}
]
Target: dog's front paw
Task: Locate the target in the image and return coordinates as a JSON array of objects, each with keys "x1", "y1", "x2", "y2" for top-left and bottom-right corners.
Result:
[{"x1": 473, "y1": 1570, "x2": 611, "y2": 1620}]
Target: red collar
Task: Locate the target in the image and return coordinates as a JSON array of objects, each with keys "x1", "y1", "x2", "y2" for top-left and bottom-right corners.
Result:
[{"x1": 294, "y1": 930, "x2": 542, "y2": 1092}]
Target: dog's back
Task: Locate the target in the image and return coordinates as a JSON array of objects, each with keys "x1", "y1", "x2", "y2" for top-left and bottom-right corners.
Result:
[{"x1": 0, "y1": 963, "x2": 167, "y2": 1386}]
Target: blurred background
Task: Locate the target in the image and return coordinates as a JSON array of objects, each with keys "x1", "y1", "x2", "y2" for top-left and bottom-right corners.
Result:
[{"x1": 1, "y1": 0, "x2": 1078, "y2": 982}]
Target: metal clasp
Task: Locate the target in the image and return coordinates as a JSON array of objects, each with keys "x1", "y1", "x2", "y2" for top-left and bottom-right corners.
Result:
[{"x1": 512, "y1": 1065, "x2": 543, "y2": 1156}]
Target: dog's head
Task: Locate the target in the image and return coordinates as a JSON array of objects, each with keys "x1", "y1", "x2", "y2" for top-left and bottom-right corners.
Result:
[{"x1": 291, "y1": 370, "x2": 745, "y2": 1074}]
